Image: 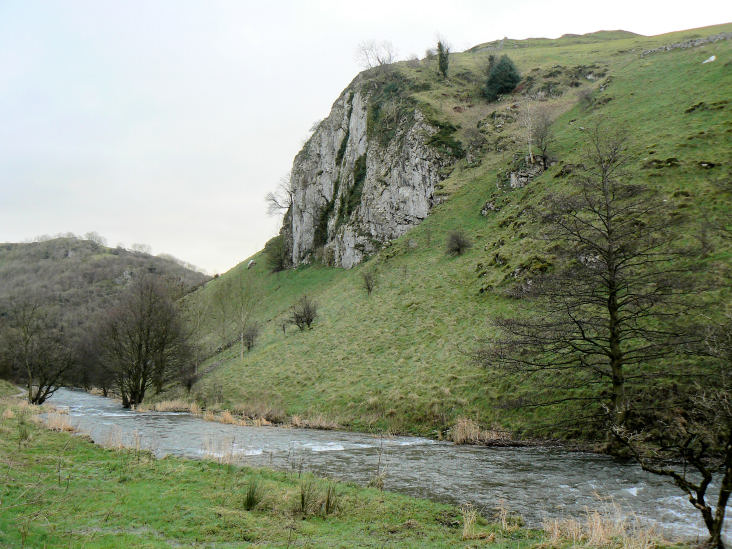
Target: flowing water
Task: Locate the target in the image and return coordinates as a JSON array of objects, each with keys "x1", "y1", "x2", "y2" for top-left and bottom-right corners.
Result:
[{"x1": 46, "y1": 388, "x2": 728, "y2": 542}]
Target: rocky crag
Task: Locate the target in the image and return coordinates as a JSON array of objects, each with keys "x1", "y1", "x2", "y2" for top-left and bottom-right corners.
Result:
[{"x1": 280, "y1": 71, "x2": 461, "y2": 269}]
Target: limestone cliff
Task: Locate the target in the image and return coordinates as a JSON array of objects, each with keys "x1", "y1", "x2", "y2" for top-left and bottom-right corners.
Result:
[{"x1": 281, "y1": 71, "x2": 460, "y2": 269}]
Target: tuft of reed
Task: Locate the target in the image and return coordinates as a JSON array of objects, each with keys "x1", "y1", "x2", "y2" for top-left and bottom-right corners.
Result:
[
  {"x1": 461, "y1": 503, "x2": 477, "y2": 540},
  {"x1": 219, "y1": 410, "x2": 235, "y2": 424},
  {"x1": 450, "y1": 417, "x2": 511, "y2": 445},
  {"x1": 297, "y1": 478, "x2": 317, "y2": 515},
  {"x1": 242, "y1": 477, "x2": 263, "y2": 510},
  {"x1": 320, "y1": 481, "x2": 339, "y2": 516},
  {"x1": 542, "y1": 505, "x2": 665, "y2": 548},
  {"x1": 44, "y1": 412, "x2": 74, "y2": 432}
]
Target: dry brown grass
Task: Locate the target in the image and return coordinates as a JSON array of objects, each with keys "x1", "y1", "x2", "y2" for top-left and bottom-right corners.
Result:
[
  {"x1": 291, "y1": 414, "x2": 340, "y2": 430},
  {"x1": 219, "y1": 410, "x2": 235, "y2": 424},
  {"x1": 44, "y1": 412, "x2": 74, "y2": 432},
  {"x1": 137, "y1": 399, "x2": 193, "y2": 412},
  {"x1": 203, "y1": 410, "x2": 216, "y2": 422},
  {"x1": 190, "y1": 401, "x2": 201, "y2": 415},
  {"x1": 450, "y1": 417, "x2": 511, "y2": 444},
  {"x1": 542, "y1": 506, "x2": 666, "y2": 548},
  {"x1": 2, "y1": 408, "x2": 15, "y2": 420},
  {"x1": 232, "y1": 401, "x2": 286, "y2": 423}
]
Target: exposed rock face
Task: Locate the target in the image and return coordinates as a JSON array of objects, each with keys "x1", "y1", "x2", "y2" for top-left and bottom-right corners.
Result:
[{"x1": 282, "y1": 76, "x2": 456, "y2": 269}]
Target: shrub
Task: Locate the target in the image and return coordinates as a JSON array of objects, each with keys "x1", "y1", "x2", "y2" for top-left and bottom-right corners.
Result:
[
  {"x1": 361, "y1": 270, "x2": 377, "y2": 296},
  {"x1": 243, "y1": 477, "x2": 263, "y2": 510},
  {"x1": 290, "y1": 295, "x2": 318, "y2": 330},
  {"x1": 446, "y1": 231, "x2": 472, "y2": 256},
  {"x1": 242, "y1": 323, "x2": 260, "y2": 351},
  {"x1": 483, "y1": 55, "x2": 520, "y2": 101},
  {"x1": 263, "y1": 235, "x2": 286, "y2": 273},
  {"x1": 437, "y1": 40, "x2": 449, "y2": 78}
]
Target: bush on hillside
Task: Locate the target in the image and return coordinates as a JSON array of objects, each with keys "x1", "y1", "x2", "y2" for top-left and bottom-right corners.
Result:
[
  {"x1": 291, "y1": 295, "x2": 318, "y2": 331},
  {"x1": 483, "y1": 55, "x2": 520, "y2": 101},
  {"x1": 264, "y1": 235, "x2": 287, "y2": 273},
  {"x1": 446, "y1": 231, "x2": 472, "y2": 256}
]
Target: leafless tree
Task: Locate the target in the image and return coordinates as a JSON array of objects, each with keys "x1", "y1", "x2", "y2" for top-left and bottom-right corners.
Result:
[
  {"x1": 518, "y1": 98, "x2": 535, "y2": 164},
  {"x1": 355, "y1": 40, "x2": 397, "y2": 69},
  {"x1": 242, "y1": 323, "x2": 260, "y2": 352},
  {"x1": 234, "y1": 269, "x2": 261, "y2": 360},
  {"x1": 532, "y1": 107, "x2": 554, "y2": 170},
  {"x1": 477, "y1": 123, "x2": 691, "y2": 437},
  {"x1": 291, "y1": 295, "x2": 318, "y2": 331},
  {"x1": 0, "y1": 300, "x2": 74, "y2": 404},
  {"x1": 614, "y1": 311, "x2": 731, "y2": 548},
  {"x1": 96, "y1": 275, "x2": 191, "y2": 408},
  {"x1": 265, "y1": 172, "x2": 294, "y2": 217},
  {"x1": 362, "y1": 270, "x2": 377, "y2": 296}
]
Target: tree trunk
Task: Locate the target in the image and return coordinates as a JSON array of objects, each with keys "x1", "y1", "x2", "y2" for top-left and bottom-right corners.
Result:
[{"x1": 708, "y1": 435, "x2": 732, "y2": 548}]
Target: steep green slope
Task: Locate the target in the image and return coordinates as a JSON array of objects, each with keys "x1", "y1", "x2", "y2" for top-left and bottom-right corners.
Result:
[{"x1": 179, "y1": 25, "x2": 731, "y2": 439}]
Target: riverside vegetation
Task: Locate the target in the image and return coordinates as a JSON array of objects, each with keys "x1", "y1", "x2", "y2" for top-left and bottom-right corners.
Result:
[{"x1": 0, "y1": 385, "x2": 683, "y2": 548}]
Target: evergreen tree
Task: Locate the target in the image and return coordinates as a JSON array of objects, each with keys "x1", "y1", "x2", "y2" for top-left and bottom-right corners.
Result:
[
  {"x1": 437, "y1": 41, "x2": 449, "y2": 79},
  {"x1": 483, "y1": 55, "x2": 520, "y2": 101}
]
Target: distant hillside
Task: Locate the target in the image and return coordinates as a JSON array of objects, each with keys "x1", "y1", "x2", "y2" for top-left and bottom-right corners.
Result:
[
  {"x1": 167, "y1": 24, "x2": 730, "y2": 439},
  {"x1": 0, "y1": 237, "x2": 209, "y2": 333}
]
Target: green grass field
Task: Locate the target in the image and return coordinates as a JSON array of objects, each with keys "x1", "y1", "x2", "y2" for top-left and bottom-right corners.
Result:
[{"x1": 171, "y1": 24, "x2": 732, "y2": 440}]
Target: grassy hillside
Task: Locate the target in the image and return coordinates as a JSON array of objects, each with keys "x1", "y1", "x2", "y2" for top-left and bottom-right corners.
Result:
[{"x1": 174, "y1": 25, "x2": 731, "y2": 439}]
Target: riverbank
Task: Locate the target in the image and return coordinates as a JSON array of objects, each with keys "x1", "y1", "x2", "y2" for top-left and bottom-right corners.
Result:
[{"x1": 0, "y1": 390, "x2": 683, "y2": 548}]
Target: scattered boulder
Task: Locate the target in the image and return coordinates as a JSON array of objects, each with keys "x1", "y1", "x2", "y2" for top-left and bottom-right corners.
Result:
[{"x1": 480, "y1": 201, "x2": 499, "y2": 215}]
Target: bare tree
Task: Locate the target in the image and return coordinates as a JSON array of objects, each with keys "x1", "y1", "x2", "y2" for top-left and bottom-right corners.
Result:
[
  {"x1": 291, "y1": 295, "x2": 318, "y2": 331},
  {"x1": 0, "y1": 300, "x2": 73, "y2": 404},
  {"x1": 518, "y1": 98, "x2": 535, "y2": 164},
  {"x1": 614, "y1": 312, "x2": 732, "y2": 548},
  {"x1": 477, "y1": 123, "x2": 690, "y2": 437},
  {"x1": 234, "y1": 270, "x2": 261, "y2": 360},
  {"x1": 355, "y1": 40, "x2": 397, "y2": 69},
  {"x1": 362, "y1": 270, "x2": 377, "y2": 296},
  {"x1": 96, "y1": 275, "x2": 191, "y2": 408},
  {"x1": 532, "y1": 107, "x2": 554, "y2": 170},
  {"x1": 242, "y1": 323, "x2": 260, "y2": 351},
  {"x1": 265, "y1": 172, "x2": 294, "y2": 217}
]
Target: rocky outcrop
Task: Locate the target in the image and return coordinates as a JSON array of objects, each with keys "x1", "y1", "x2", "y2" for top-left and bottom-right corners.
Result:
[{"x1": 282, "y1": 74, "x2": 458, "y2": 269}]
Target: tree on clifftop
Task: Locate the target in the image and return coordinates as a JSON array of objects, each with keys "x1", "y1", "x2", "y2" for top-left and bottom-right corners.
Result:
[
  {"x1": 482, "y1": 55, "x2": 520, "y2": 101},
  {"x1": 437, "y1": 40, "x2": 449, "y2": 78}
]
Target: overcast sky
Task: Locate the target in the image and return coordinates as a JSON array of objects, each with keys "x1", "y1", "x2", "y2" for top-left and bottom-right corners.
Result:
[{"x1": 1, "y1": 1, "x2": 729, "y2": 273}]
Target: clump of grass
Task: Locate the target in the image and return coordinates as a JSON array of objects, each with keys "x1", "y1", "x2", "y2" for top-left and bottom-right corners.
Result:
[
  {"x1": 542, "y1": 505, "x2": 664, "y2": 548},
  {"x1": 189, "y1": 401, "x2": 201, "y2": 415},
  {"x1": 320, "y1": 481, "x2": 339, "y2": 516},
  {"x1": 461, "y1": 503, "x2": 477, "y2": 540},
  {"x1": 450, "y1": 417, "x2": 511, "y2": 444},
  {"x1": 17, "y1": 416, "x2": 30, "y2": 447},
  {"x1": 44, "y1": 412, "x2": 74, "y2": 432},
  {"x1": 242, "y1": 477, "x2": 263, "y2": 510},
  {"x1": 219, "y1": 410, "x2": 235, "y2": 424},
  {"x1": 497, "y1": 500, "x2": 523, "y2": 532},
  {"x1": 2, "y1": 407, "x2": 15, "y2": 420},
  {"x1": 297, "y1": 478, "x2": 317, "y2": 515}
]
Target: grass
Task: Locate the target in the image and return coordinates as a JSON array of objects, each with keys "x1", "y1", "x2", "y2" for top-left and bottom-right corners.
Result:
[
  {"x1": 165, "y1": 24, "x2": 732, "y2": 442},
  {"x1": 0, "y1": 395, "x2": 557, "y2": 548}
]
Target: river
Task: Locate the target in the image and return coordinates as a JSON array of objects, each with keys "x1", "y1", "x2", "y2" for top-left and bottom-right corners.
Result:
[{"x1": 46, "y1": 388, "x2": 727, "y2": 542}]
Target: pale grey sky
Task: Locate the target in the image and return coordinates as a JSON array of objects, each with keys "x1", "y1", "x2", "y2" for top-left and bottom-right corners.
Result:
[{"x1": 1, "y1": 0, "x2": 728, "y2": 273}]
